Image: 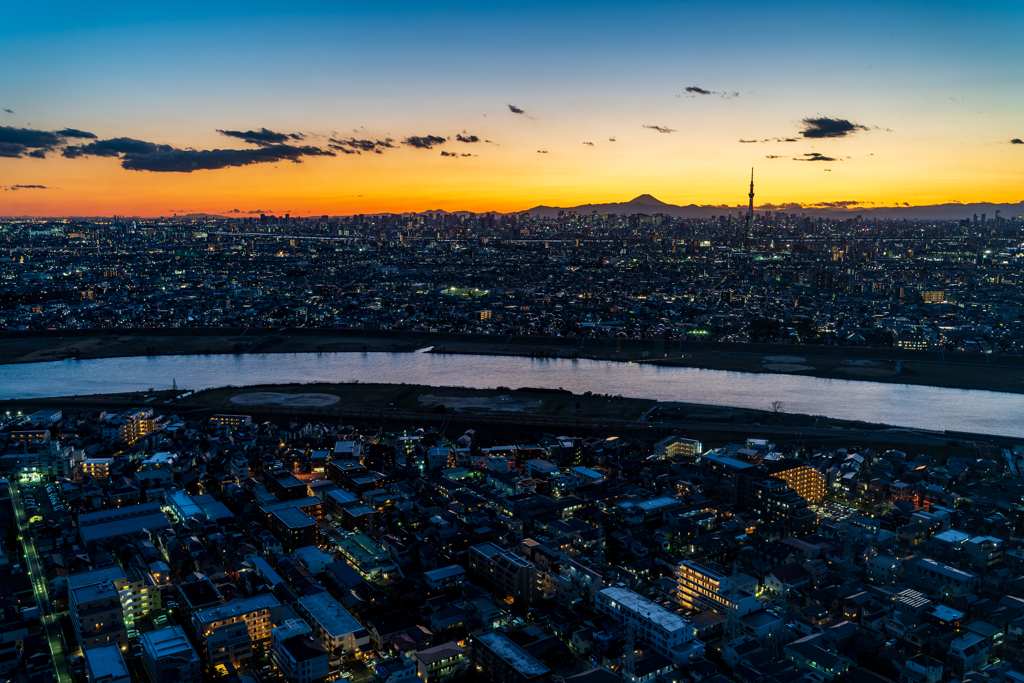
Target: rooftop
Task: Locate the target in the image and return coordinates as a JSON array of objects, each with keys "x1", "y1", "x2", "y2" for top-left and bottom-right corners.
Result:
[
  {"x1": 194, "y1": 594, "x2": 280, "y2": 625},
  {"x1": 599, "y1": 586, "x2": 690, "y2": 633},
  {"x1": 297, "y1": 592, "x2": 364, "y2": 637},
  {"x1": 475, "y1": 630, "x2": 550, "y2": 677}
]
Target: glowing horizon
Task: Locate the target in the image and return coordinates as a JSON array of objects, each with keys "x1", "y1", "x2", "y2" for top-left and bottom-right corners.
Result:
[{"x1": 2, "y1": 1, "x2": 1022, "y2": 217}]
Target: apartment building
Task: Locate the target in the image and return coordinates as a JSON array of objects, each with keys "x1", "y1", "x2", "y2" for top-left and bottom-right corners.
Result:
[
  {"x1": 676, "y1": 560, "x2": 760, "y2": 617},
  {"x1": 596, "y1": 586, "x2": 704, "y2": 665},
  {"x1": 140, "y1": 625, "x2": 201, "y2": 683},
  {"x1": 472, "y1": 630, "x2": 550, "y2": 683},
  {"x1": 468, "y1": 542, "x2": 541, "y2": 605},
  {"x1": 295, "y1": 592, "x2": 370, "y2": 665},
  {"x1": 192, "y1": 595, "x2": 282, "y2": 669},
  {"x1": 271, "y1": 619, "x2": 329, "y2": 683},
  {"x1": 68, "y1": 568, "x2": 129, "y2": 650}
]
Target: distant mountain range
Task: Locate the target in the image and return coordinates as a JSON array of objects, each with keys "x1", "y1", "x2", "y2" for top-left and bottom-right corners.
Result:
[
  {"x1": 523, "y1": 194, "x2": 1024, "y2": 220},
  {"x1": 18, "y1": 195, "x2": 1023, "y2": 221}
]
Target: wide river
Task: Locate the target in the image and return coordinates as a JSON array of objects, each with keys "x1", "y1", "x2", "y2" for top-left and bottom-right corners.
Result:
[{"x1": 0, "y1": 350, "x2": 1021, "y2": 437}]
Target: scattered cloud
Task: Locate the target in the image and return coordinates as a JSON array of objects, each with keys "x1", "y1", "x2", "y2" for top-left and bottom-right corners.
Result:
[
  {"x1": 402, "y1": 135, "x2": 446, "y2": 150},
  {"x1": 329, "y1": 137, "x2": 395, "y2": 154},
  {"x1": 794, "y1": 152, "x2": 838, "y2": 162},
  {"x1": 809, "y1": 200, "x2": 868, "y2": 208},
  {"x1": 681, "y1": 86, "x2": 739, "y2": 99},
  {"x1": 2, "y1": 109, "x2": 12, "y2": 115},
  {"x1": 765, "y1": 155, "x2": 783, "y2": 159},
  {"x1": 643, "y1": 125, "x2": 676, "y2": 134},
  {"x1": 8, "y1": 184, "x2": 50, "y2": 190},
  {"x1": 508, "y1": 104, "x2": 526, "y2": 115},
  {"x1": 536, "y1": 149, "x2": 548, "y2": 154},
  {"x1": 456, "y1": 132, "x2": 480, "y2": 143},
  {"x1": 440, "y1": 151, "x2": 456, "y2": 157},
  {"x1": 55, "y1": 128, "x2": 97, "y2": 139},
  {"x1": 63, "y1": 135, "x2": 335, "y2": 172},
  {"x1": 800, "y1": 117, "x2": 868, "y2": 138},
  {"x1": 218, "y1": 127, "x2": 304, "y2": 146},
  {"x1": 1011, "y1": 138, "x2": 1023, "y2": 144},
  {"x1": 583, "y1": 141, "x2": 594, "y2": 146},
  {"x1": 741, "y1": 137, "x2": 798, "y2": 143},
  {"x1": 608, "y1": 137, "x2": 616, "y2": 142}
]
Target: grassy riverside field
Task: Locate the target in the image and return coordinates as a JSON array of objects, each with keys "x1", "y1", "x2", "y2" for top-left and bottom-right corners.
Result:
[
  {"x1": 2, "y1": 327, "x2": 1024, "y2": 394},
  {"x1": 0, "y1": 381, "x2": 1010, "y2": 466}
]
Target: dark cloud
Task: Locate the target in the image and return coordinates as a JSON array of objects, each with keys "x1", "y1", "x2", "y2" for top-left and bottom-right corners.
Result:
[
  {"x1": 765, "y1": 155, "x2": 783, "y2": 159},
  {"x1": 456, "y1": 133, "x2": 480, "y2": 143},
  {"x1": 402, "y1": 135, "x2": 446, "y2": 149},
  {"x1": 3, "y1": 109, "x2": 12, "y2": 115},
  {"x1": 608, "y1": 137, "x2": 616, "y2": 142},
  {"x1": 810, "y1": 200, "x2": 866, "y2": 208},
  {"x1": 0, "y1": 126, "x2": 67, "y2": 158},
  {"x1": 440, "y1": 151, "x2": 456, "y2": 157},
  {"x1": 681, "y1": 87, "x2": 738, "y2": 99},
  {"x1": 795, "y1": 152, "x2": 838, "y2": 162},
  {"x1": 55, "y1": 128, "x2": 97, "y2": 139},
  {"x1": 643, "y1": 125, "x2": 676, "y2": 134},
  {"x1": 1011, "y1": 138, "x2": 1023, "y2": 144},
  {"x1": 63, "y1": 136, "x2": 335, "y2": 172},
  {"x1": 217, "y1": 127, "x2": 304, "y2": 146},
  {"x1": 508, "y1": 104, "x2": 526, "y2": 115},
  {"x1": 800, "y1": 117, "x2": 868, "y2": 138},
  {"x1": 9, "y1": 184, "x2": 49, "y2": 190},
  {"x1": 583, "y1": 141, "x2": 594, "y2": 146},
  {"x1": 329, "y1": 137, "x2": 395, "y2": 154},
  {"x1": 536, "y1": 149, "x2": 548, "y2": 154},
  {"x1": 742, "y1": 137, "x2": 798, "y2": 144},
  {"x1": 63, "y1": 137, "x2": 166, "y2": 158}
]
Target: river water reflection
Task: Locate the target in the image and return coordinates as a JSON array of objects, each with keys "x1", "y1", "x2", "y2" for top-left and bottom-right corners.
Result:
[{"x1": 0, "y1": 350, "x2": 1020, "y2": 437}]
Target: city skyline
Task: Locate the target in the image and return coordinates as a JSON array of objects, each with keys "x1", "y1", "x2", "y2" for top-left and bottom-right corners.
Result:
[{"x1": 2, "y1": 1, "x2": 1023, "y2": 216}]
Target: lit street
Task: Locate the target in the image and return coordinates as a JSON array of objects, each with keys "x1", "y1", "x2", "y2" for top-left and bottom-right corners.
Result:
[{"x1": 11, "y1": 480, "x2": 72, "y2": 683}]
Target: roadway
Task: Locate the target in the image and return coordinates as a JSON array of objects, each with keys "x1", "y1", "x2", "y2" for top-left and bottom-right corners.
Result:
[{"x1": 11, "y1": 480, "x2": 73, "y2": 683}]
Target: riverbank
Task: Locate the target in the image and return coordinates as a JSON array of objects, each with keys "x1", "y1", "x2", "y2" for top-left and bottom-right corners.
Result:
[
  {"x1": 2, "y1": 327, "x2": 1023, "y2": 394},
  {"x1": 1, "y1": 382, "x2": 1007, "y2": 459}
]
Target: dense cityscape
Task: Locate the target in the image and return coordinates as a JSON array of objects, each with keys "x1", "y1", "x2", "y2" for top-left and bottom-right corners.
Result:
[
  {"x1": 0, "y1": 399, "x2": 1021, "y2": 683},
  {"x1": 2, "y1": 207, "x2": 1023, "y2": 353},
  {"x1": 3, "y1": 3, "x2": 1022, "y2": 683}
]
